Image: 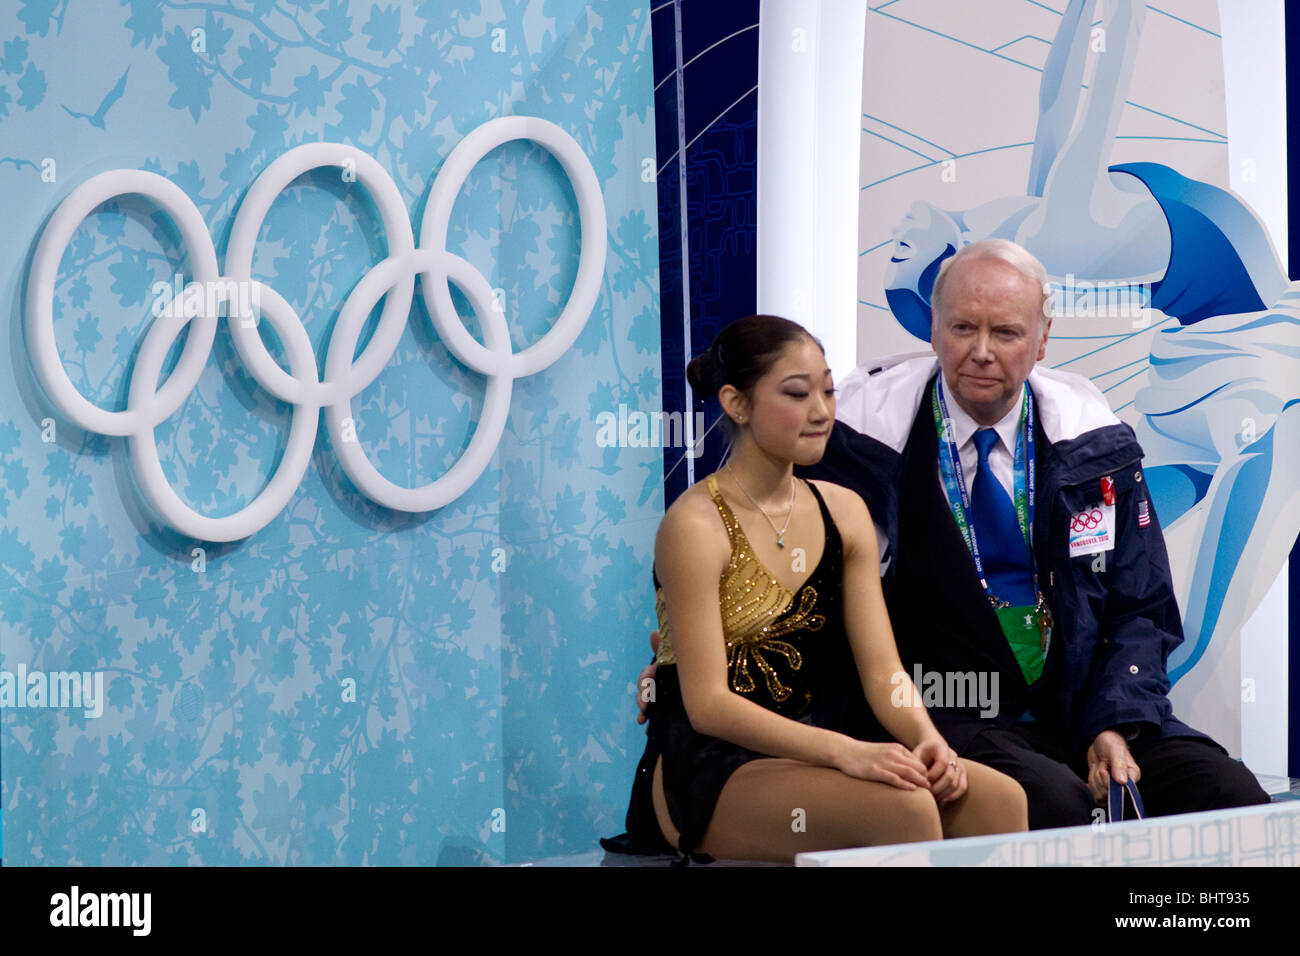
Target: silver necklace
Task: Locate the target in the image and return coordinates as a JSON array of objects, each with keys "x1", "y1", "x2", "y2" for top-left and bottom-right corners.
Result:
[{"x1": 726, "y1": 463, "x2": 796, "y2": 549}]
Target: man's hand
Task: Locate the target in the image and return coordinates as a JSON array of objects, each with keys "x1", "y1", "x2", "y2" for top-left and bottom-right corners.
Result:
[
  {"x1": 913, "y1": 733, "x2": 967, "y2": 806},
  {"x1": 1086, "y1": 729, "x2": 1141, "y2": 802},
  {"x1": 635, "y1": 630, "x2": 660, "y2": 725}
]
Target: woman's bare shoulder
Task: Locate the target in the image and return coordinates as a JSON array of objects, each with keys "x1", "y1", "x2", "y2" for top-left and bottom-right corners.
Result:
[{"x1": 655, "y1": 480, "x2": 730, "y2": 575}]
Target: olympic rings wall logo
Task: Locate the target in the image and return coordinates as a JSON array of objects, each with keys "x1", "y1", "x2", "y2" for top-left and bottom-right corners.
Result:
[
  {"x1": 25, "y1": 116, "x2": 607, "y2": 542},
  {"x1": 1070, "y1": 509, "x2": 1104, "y2": 533}
]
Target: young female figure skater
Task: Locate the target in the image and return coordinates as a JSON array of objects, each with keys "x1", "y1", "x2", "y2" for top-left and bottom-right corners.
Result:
[{"x1": 606, "y1": 315, "x2": 1027, "y2": 863}]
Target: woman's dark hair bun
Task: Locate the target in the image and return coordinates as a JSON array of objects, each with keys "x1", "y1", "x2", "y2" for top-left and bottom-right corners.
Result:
[
  {"x1": 688, "y1": 315, "x2": 822, "y2": 403},
  {"x1": 686, "y1": 345, "x2": 723, "y2": 395}
]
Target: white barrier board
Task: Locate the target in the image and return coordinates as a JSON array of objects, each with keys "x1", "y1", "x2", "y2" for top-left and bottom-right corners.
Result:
[{"x1": 796, "y1": 800, "x2": 1300, "y2": 867}]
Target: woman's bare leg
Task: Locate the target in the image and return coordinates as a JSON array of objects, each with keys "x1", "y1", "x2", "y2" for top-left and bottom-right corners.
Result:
[
  {"x1": 653, "y1": 755, "x2": 1026, "y2": 862},
  {"x1": 651, "y1": 755, "x2": 683, "y2": 850},
  {"x1": 653, "y1": 755, "x2": 943, "y2": 863},
  {"x1": 938, "y1": 758, "x2": 1029, "y2": 838}
]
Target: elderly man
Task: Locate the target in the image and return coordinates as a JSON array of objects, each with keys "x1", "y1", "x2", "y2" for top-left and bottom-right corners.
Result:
[{"x1": 793, "y1": 239, "x2": 1268, "y2": 828}]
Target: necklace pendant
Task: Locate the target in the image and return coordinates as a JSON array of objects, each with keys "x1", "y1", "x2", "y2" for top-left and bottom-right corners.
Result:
[{"x1": 777, "y1": 536, "x2": 785, "y2": 549}]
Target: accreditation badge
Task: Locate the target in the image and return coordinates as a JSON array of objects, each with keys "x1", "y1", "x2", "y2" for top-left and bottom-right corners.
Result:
[
  {"x1": 1067, "y1": 502, "x2": 1116, "y2": 557},
  {"x1": 993, "y1": 605, "x2": 1045, "y2": 684}
]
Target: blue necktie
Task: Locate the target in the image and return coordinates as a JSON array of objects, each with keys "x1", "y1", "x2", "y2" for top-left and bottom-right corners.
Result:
[{"x1": 970, "y1": 428, "x2": 1035, "y2": 606}]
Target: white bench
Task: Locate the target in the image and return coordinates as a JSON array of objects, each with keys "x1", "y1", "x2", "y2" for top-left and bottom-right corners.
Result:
[{"x1": 795, "y1": 799, "x2": 1300, "y2": 866}]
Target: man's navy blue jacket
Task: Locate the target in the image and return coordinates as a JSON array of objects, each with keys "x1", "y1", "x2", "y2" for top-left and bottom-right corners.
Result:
[{"x1": 796, "y1": 356, "x2": 1206, "y2": 757}]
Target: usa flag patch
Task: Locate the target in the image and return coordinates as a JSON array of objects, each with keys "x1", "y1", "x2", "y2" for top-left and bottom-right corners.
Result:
[{"x1": 1137, "y1": 500, "x2": 1150, "y2": 527}]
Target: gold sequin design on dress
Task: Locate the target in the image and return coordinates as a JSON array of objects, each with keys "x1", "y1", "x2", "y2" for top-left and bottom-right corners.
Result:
[{"x1": 655, "y1": 473, "x2": 825, "y2": 703}]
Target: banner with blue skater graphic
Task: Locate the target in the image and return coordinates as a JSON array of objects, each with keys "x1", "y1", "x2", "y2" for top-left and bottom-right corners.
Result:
[{"x1": 857, "y1": 0, "x2": 1293, "y2": 768}]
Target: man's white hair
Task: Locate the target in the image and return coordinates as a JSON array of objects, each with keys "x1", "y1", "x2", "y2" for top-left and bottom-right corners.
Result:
[{"x1": 930, "y1": 238, "x2": 1050, "y2": 324}]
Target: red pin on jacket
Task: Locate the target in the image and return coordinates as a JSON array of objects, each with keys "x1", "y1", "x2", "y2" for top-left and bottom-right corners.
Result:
[{"x1": 1101, "y1": 475, "x2": 1116, "y2": 507}]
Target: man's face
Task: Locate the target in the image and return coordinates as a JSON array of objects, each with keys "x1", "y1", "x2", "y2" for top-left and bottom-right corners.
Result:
[{"x1": 931, "y1": 256, "x2": 1050, "y2": 426}]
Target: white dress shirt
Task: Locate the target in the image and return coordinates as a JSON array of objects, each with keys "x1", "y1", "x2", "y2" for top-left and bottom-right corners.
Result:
[{"x1": 936, "y1": 374, "x2": 1025, "y2": 502}]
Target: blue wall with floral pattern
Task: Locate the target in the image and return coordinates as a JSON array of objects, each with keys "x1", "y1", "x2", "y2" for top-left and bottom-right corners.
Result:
[{"x1": 0, "y1": 0, "x2": 660, "y2": 864}]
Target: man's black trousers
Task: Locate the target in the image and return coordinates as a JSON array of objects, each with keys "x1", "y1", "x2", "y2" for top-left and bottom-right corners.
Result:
[{"x1": 960, "y1": 723, "x2": 1271, "y2": 830}]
